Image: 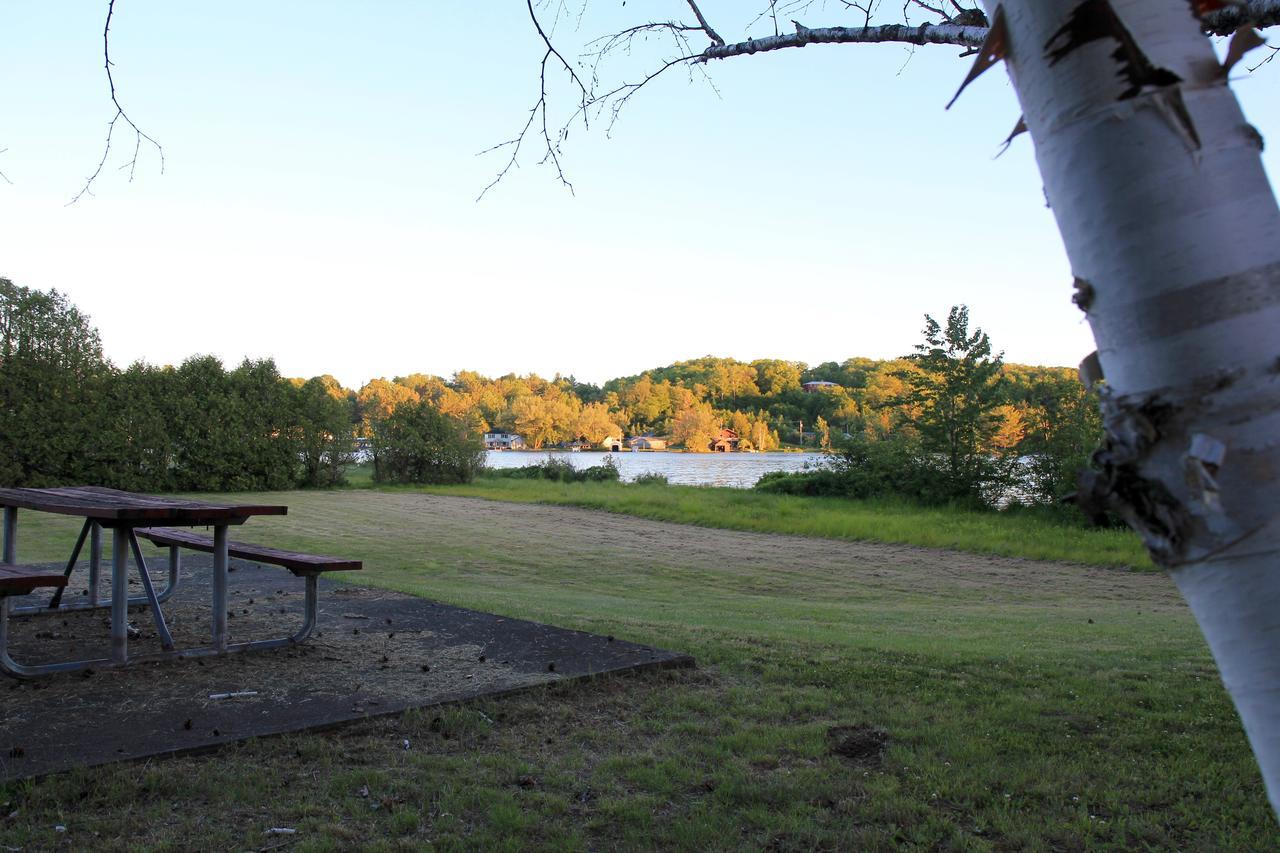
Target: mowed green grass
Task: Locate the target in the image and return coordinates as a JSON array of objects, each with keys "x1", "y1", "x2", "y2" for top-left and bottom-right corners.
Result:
[
  {"x1": 1, "y1": 488, "x2": 1273, "y2": 850},
  {"x1": 423, "y1": 477, "x2": 1152, "y2": 569}
]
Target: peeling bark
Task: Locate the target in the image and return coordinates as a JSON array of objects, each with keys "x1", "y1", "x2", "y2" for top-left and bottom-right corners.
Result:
[{"x1": 980, "y1": 0, "x2": 1280, "y2": 814}]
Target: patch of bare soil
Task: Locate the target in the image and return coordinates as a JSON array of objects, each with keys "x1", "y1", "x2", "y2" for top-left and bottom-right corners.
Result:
[{"x1": 827, "y1": 724, "x2": 888, "y2": 767}]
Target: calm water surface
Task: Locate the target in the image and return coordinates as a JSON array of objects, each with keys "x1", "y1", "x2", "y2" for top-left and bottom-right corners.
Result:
[{"x1": 483, "y1": 450, "x2": 833, "y2": 488}]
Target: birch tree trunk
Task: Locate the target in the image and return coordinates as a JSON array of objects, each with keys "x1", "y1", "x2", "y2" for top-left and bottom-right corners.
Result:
[{"x1": 977, "y1": 0, "x2": 1280, "y2": 813}]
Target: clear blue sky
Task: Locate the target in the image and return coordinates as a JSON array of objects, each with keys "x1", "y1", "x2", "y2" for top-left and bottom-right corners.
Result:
[{"x1": 1, "y1": 2, "x2": 1275, "y2": 388}]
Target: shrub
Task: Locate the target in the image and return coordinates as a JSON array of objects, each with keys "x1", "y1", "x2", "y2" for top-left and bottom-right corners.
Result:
[
  {"x1": 542, "y1": 458, "x2": 582, "y2": 481},
  {"x1": 631, "y1": 472, "x2": 669, "y2": 486},
  {"x1": 483, "y1": 465, "x2": 543, "y2": 480},
  {"x1": 372, "y1": 400, "x2": 484, "y2": 485},
  {"x1": 754, "y1": 433, "x2": 1000, "y2": 509},
  {"x1": 481, "y1": 455, "x2": 620, "y2": 483},
  {"x1": 578, "y1": 455, "x2": 621, "y2": 482}
]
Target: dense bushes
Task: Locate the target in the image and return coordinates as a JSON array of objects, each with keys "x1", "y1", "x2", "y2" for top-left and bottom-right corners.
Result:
[
  {"x1": 754, "y1": 432, "x2": 1097, "y2": 523},
  {"x1": 1, "y1": 278, "x2": 357, "y2": 491},
  {"x1": 0, "y1": 280, "x2": 109, "y2": 487},
  {"x1": 372, "y1": 399, "x2": 484, "y2": 485},
  {"x1": 484, "y1": 456, "x2": 621, "y2": 483},
  {"x1": 755, "y1": 307, "x2": 1101, "y2": 516},
  {"x1": 754, "y1": 434, "x2": 1001, "y2": 508}
]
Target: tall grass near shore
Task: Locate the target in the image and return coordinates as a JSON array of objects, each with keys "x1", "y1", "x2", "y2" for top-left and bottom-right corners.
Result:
[{"x1": 422, "y1": 478, "x2": 1151, "y2": 569}]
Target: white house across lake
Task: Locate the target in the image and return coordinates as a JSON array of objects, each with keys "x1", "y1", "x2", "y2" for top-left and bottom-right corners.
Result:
[{"x1": 484, "y1": 432, "x2": 525, "y2": 450}]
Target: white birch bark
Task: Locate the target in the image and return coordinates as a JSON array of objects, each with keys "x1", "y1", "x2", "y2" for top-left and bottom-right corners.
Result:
[{"x1": 977, "y1": 0, "x2": 1280, "y2": 814}]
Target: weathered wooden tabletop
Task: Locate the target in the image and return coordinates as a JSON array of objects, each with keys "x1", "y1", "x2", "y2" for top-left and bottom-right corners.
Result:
[{"x1": 0, "y1": 486, "x2": 287, "y2": 525}]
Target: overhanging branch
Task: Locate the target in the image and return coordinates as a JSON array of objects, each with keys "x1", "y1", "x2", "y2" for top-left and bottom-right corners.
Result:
[
  {"x1": 699, "y1": 22, "x2": 989, "y2": 60},
  {"x1": 697, "y1": 4, "x2": 1280, "y2": 63},
  {"x1": 490, "y1": 0, "x2": 1280, "y2": 197},
  {"x1": 1203, "y1": 1, "x2": 1280, "y2": 36}
]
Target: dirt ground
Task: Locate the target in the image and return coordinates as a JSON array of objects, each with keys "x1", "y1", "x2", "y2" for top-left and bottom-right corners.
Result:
[{"x1": 0, "y1": 549, "x2": 691, "y2": 781}]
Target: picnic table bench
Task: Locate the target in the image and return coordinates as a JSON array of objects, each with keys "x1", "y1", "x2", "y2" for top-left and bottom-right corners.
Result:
[
  {"x1": 0, "y1": 564, "x2": 71, "y2": 674},
  {"x1": 0, "y1": 487, "x2": 361, "y2": 679},
  {"x1": 133, "y1": 527, "x2": 362, "y2": 663},
  {"x1": 0, "y1": 563, "x2": 69, "y2": 596},
  {"x1": 135, "y1": 528, "x2": 362, "y2": 576}
]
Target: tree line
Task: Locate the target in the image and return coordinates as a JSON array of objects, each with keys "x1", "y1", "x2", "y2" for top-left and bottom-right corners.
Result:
[
  {"x1": 1, "y1": 279, "x2": 351, "y2": 491},
  {"x1": 1, "y1": 280, "x2": 1099, "y2": 503}
]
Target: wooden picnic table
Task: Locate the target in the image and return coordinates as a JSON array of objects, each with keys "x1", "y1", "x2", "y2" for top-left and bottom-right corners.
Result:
[{"x1": 0, "y1": 487, "x2": 287, "y2": 677}]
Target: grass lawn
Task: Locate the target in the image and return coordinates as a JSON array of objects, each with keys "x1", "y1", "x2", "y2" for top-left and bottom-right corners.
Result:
[
  {"x1": 1, "y1": 487, "x2": 1273, "y2": 850},
  {"x1": 422, "y1": 477, "x2": 1152, "y2": 570}
]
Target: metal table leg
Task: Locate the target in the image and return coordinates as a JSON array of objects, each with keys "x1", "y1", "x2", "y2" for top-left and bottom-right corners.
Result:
[
  {"x1": 212, "y1": 524, "x2": 228, "y2": 652},
  {"x1": 47, "y1": 519, "x2": 93, "y2": 609},
  {"x1": 14, "y1": 521, "x2": 182, "y2": 617},
  {"x1": 110, "y1": 526, "x2": 129, "y2": 665},
  {"x1": 89, "y1": 522, "x2": 101, "y2": 606},
  {"x1": 2, "y1": 506, "x2": 14, "y2": 564},
  {"x1": 127, "y1": 530, "x2": 175, "y2": 651}
]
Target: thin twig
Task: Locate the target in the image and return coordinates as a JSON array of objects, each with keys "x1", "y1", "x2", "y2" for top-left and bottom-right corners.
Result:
[{"x1": 68, "y1": 0, "x2": 164, "y2": 205}]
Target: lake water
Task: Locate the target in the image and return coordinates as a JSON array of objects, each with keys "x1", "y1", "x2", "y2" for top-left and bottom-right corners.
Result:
[{"x1": 483, "y1": 450, "x2": 834, "y2": 488}]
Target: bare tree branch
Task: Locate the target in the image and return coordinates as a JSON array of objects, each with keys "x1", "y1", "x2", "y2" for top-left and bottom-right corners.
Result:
[
  {"x1": 685, "y1": 0, "x2": 725, "y2": 45},
  {"x1": 478, "y1": 0, "x2": 595, "y2": 200},
  {"x1": 698, "y1": 4, "x2": 1280, "y2": 64},
  {"x1": 486, "y1": 0, "x2": 1280, "y2": 198},
  {"x1": 1248, "y1": 43, "x2": 1280, "y2": 70},
  {"x1": 1202, "y1": 1, "x2": 1280, "y2": 36},
  {"x1": 700, "y1": 21, "x2": 988, "y2": 60},
  {"x1": 68, "y1": 0, "x2": 163, "y2": 205}
]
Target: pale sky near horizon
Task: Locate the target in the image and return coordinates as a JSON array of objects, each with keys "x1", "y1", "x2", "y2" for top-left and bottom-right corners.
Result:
[{"x1": 2, "y1": 2, "x2": 1276, "y2": 389}]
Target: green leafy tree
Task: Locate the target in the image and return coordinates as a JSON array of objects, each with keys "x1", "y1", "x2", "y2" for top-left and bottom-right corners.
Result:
[
  {"x1": 295, "y1": 376, "x2": 356, "y2": 487},
  {"x1": 99, "y1": 362, "x2": 180, "y2": 491},
  {"x1": 227, "y1": 359, "x2": 301, "y2": 490},
  {"x1": 670, "y1": 401, "x2": 719, "y2": 452},
  {"x1": 749, "y1": 417, "x2": 779, "y2": 452},
  {"x1": 728, "y1": 410, "x2": 752, "y2": 445},
  {"x1": 574, "y1": 401, "x2": 623, "y2": 444},
  {"x1": 898, "y1": 305, "x2": 1009, "y2": 502},
  {"x1": 1020, "y1": 370, "x2": 1103, "y2": 504},
  {"x1": 0, "y1": 279, "x2": 109, "y2": 486},
  {"x1": 751, "y1": 359, "x2": 804, "y2": 396},
  {"x1": 357, "y1": 377, "x2": 417, "y2": 437},
  {"x1": 815, "y1": 416, "x2": 831, "y2": 451},
  {"x1": 372, "y1": 399, "x2": 484, "y2": 485},
  {"x1": 709, "y1": 360, "x2": 759, "y2": 407}
]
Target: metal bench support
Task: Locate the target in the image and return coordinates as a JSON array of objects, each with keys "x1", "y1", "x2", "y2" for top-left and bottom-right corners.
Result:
[
  {"x1": 11, "y1": 524, "x2": 181, "y2": 617},
  {"x1": 127, "y1": 530, "x2": 175, "y2": 651},
  {"x1": 0, "y1": 574, "x2": 320, "y2": 680},
  {"x1": 2, "y1": 507, "x2": 14, "y2": 564}
]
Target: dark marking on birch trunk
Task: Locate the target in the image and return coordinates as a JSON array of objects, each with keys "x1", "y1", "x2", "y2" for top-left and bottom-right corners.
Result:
[
  {"x1": 1074, "y1": 390, "x2": 1187, "y2": 564},
  {"x1": 1045, "y1": 0, "x2": 1181, "y2": 99},
  {"x1": 1072, "y1": 277, "x2": 1095, "y2": 312}
]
